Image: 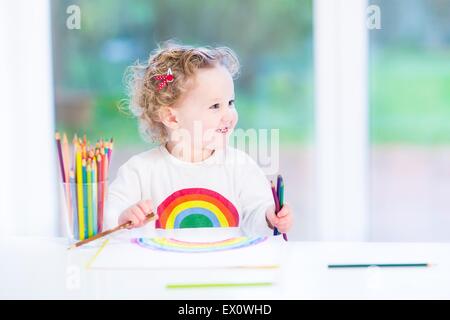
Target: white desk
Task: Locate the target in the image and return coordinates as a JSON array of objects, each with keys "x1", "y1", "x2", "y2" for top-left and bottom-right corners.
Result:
[{"x1": 1, "y1": 234, "x2": 450, "y2": 299}]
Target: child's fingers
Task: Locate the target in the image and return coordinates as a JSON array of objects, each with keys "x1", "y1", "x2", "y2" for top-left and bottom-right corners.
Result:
[
  {"x1": 266, "y1": 209, "x2": 280, "y2": 227},
  {"x1": 277, "y1": 202, "x2": 291, "y2": 217},
  {"x1": 119, "y1": 210, "x2": 133, "y2": 226},
  {"x1": 126, "y1": 211, "x2": 140, "y2": 229},
  {"x1": 277, "y1": 207, "x2": 289, "y2": 218},
  {"x1": 137, "y1": 199, "x2": 153, "y2": 214},
  {"x1": 275, "y1": 221, "x2": 288, "y2": 232},
  {"x1": 131, "y1": 207, "x2": 146, "y2": 227},
  {"x1": 275, "y1": 215, "x2": 293, "y2": 232},
  {"x1": 277, "y1": 214, "x2": 292, "y2": 225}
]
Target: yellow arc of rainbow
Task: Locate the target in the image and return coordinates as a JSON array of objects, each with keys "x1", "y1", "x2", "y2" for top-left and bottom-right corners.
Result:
[{"x1": 165, "y1": 200, "x2": 229, "y2": 229}]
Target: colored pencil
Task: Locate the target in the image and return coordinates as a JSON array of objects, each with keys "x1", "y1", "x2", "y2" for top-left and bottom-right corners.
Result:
[
  {"x1": 270, "y1": 181, "x2": 280, "y2": 213},
  {"x1": 276, "y1": 175, "x2": 281, "y2": 200},
  {"x1": 277, "y1": 176, "x2": 288, "y2": 241},
  {"x1": 55, "y1": 132, "x2": 75, "y2": 231},
  {"x1": 92, "y1": 159, "x2": 97, "y2": 236},
  {"x1": 271, "y1": 180, "x2": 281, "y2": 236},
  {"x1": 274, "y1": 177, "x2": 281, "y2": 236},
  {"x1": 270, "y1": 180, "x2": 286, "y2": 239},
  {"x1": 97, "y1": 151, "x2": 104, "y2": 232},
  {"x1": 101, "y1": 152, "x2": 109, "y2": 233},
  {"x1": 55, "y1": 132, "x2": 66, "y2": 182},
  {"x1": 54, "y1": 134, "x2": 114, "y2": 241},
  {"x1": 166, "y1": 282, "x2": 273, "y2": 289},
  {"x1": 328, "y1": 263, "x2": 432, "y2": 268},
  {"x1": 82, "y1": 158, "x2": 88, "y2": 239},
  {"x1": 108, "y1": 138, "x2": 114, "y2": 162},
  {"x1": 103, "y1": 149, "x2": 109, "y2": 181},
  {"x1": 68, "y1": 212, "x2": 156, "y2": 250},
  {"x1": 69, "y1": 171, "x2": 78, "y2": 240},
  {"x1": 75, "y1": 145, "x2": 85, "y2": 240},
  {"x1": 271, "y1": 176, "x2": 288, "y2": 241},
  {"x1": 87, "y1": 161, "x2": 94, "y2": 238},
  {"x1": 62, "y1": 133, "x2": 70, "y2": 181},
  {"x1": 62, "y1": 134, "x2": 73, "y2": 227}
]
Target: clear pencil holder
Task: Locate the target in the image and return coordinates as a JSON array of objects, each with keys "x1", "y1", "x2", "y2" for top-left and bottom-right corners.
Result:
[{"x1": 60, "y1": 180, "x2": 108, "y2": 243}]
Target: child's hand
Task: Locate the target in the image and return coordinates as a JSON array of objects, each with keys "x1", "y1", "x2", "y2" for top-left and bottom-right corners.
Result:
[
  {"x1": 265, "y1": 203, "x2": 293, "y2": 233},
  {"x1": 119, "y1": 199, "x2": 154, "y2": 229}
]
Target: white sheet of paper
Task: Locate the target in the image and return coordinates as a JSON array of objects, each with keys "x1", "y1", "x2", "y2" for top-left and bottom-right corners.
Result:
[{"x1": 90, "y1": 228, "x2": 288, "y2": 270}]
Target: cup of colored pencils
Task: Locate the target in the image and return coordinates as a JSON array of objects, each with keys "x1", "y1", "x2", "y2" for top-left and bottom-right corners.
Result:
[{"x1": 55, "y1": 132, "x2": 113, "y2": 242}]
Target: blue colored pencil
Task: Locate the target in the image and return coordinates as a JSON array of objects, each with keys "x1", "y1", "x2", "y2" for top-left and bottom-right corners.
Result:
[{"x1": 69, "y1": 172, "x2": 78, "y2": 240}]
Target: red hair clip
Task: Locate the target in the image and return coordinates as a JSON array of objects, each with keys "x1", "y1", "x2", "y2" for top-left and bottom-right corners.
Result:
[{"x1": 153, "y1": 68, "x2": 174, "y2": 91}]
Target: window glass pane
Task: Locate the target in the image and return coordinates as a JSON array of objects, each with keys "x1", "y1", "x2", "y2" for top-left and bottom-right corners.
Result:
[
  {"x1": 52, "y1": 0, "x2": 314, "y2": 239},
  {"x1": 369, "y1": 0, "x2": 450, "y2": 241}
]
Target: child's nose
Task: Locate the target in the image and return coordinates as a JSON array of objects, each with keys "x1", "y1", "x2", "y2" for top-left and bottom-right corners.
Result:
[{"x1": 222, "y1": 108, "x2": 235, "y2": 122}]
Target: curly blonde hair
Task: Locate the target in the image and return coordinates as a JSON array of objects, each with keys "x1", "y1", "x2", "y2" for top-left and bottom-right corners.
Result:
[{"x1": 125, "y1": 40, "x2": 240, "y2": 144}]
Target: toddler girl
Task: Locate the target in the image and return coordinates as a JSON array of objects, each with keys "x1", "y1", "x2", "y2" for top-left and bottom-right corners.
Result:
[{"x1": 105, "y1": 41, "x2": 293, "y2": 236}]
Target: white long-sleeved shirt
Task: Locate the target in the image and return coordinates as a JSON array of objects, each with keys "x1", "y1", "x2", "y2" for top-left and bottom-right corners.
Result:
[{"x1": 104, "y1": 145, "x2": 275, "y2": 236}]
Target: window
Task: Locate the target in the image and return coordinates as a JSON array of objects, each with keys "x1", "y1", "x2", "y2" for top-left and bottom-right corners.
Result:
[
  {"x1": 52, "y1": 0, "x2": 314, "y2": 239},
  {"x1": 369, "y1": 0, "x2": 450, "y2": 241}
]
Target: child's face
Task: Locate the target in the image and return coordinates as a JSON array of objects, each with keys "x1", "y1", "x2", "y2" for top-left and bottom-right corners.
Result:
[{"x1": 170, "y1": 64, "x2": 238, "y2": 151}]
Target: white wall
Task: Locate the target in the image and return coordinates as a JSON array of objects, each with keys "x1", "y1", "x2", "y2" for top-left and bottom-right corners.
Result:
[
  {"x1": 314, "y1": 0, "x2": 369, "y2": 240},
  {"x1": 0, "y1": 0, "x2": 57, "y2": 237}
]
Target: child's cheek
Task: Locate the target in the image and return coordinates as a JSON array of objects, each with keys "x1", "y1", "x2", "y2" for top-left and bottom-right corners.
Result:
[{"x1": 231, "y1": 109, "x2": 239, "y2": 128}]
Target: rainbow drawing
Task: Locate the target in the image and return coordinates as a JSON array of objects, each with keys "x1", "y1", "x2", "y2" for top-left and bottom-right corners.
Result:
[
  {"x1": 156, "y1": 188, "x2": 239, "y2": 229},
  {"x1": 132, "y1": 236, "x2": 268, "y2": 253}
]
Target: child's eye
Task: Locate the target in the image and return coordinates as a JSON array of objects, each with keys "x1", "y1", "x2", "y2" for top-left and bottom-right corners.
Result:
[
  {"x1": 229, "y1": 100, "x2": 235, "y2": 107},
  {"x1": 209, "y1": 103, "x2": 220, "y2": 110}
]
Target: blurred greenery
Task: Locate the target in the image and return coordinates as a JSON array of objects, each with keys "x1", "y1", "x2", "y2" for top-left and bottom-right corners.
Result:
[
  {"x1": 369, "y1": 0, "x2": 450, "y2": 144},
  {"x1": 370, "y1": 47, "x2": 450, "y2": 144},
  {"x1": 53, "y1": 0, "x2": 450, "y2": 147},
  {"x1": 52, "y1": 0, "x2": 314, "y2": 148}
]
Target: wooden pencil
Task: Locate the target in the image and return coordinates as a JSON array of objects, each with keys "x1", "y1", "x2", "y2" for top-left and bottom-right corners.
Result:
[
  {"x1": 76, "y1": 145, "x2": 85, "y2": 240},
  {"x1": 69, "y1": 171, "x2": 78, "y2": 239},
  {"x1": 328, "y1": 263, "x2": 432, "y2": 269},
  {"x1": 60, "y1": 132, "x2": 73, "y2": 228},
  {"x1": 68, "y1": 212, "x2": 156, "y2": 250},
  {"x1": 55, "y1": 132, "x2": 66, "y2": 182},
  {"x1": 92, "y1": 158, "x2": 98, "y2": 235},
  {"x1": 270, "y1": 181, "x2": 280, "y2": 213},
  {"x1": 166, "y1": 282, "x2": 273, "y2": 289},
  {"x1": 97, "y1": 153, "x2": 103, "y2": 232},
  {"x1": 62, "y1": 133, "x2": 70, "y2": 182},
  {"x1": 82, "y1": 159, "x2": 88, "y2": 239},
  {"x1": 271, "y1": 181, "x2": 281, "y2": 236},
  {"x1": 277, "y1": 176, "x2": 288, "y2": 241},
  {"x1": 108, "y1": 138, "x2": 113, "y2": 162},
  {"x1": 87, "y1": 161, "x2": 93, "y2": 238}
]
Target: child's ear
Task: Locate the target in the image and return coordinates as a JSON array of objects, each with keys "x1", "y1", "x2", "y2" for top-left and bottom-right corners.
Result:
[{"x1": 159, "y1": 106, "x2": 179, "y2": 129}]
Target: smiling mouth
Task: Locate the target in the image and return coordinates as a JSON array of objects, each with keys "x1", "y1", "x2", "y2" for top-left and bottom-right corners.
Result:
[{"x1": 216, "y1": 127, "x2": 230, "y2": 134}]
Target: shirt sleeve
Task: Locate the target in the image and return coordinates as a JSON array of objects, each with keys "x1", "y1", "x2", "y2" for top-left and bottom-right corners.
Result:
[
  {"x1": 237, "y1": 154, "x2": 275, "y2": 236},
  {"x1": 104, "y1": 157, "x2": 142, "y2": 229}
]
